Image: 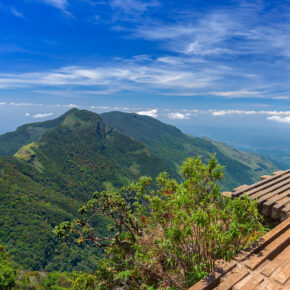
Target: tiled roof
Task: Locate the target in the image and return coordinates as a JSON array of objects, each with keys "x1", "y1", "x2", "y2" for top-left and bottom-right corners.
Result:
[
  {"x1": 190, "y1": 170, "x2": 290, "y2": 290},
  {"x1": 189, "y1": 217, "x2": 290, "y2": 290},
  {"x1": 223, "y1": 169, "x2": 290, "y2": 222}
]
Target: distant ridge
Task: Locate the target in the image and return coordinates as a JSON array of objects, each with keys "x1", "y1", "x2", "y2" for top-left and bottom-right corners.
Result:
[{"x1": 101, "y1": 111, "x2": 279, "y2": 189}]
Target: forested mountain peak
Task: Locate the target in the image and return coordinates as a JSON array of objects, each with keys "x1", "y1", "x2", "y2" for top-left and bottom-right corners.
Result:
[
  {"x1": 0, "y1": 108, "x2": 77, "y2": 155},
  {"x1": 0, "y1": 109, "x2": 176, "y2": 271},
  {"x1": 0, "y1": 109, "x2": 109, "y2": 156}
]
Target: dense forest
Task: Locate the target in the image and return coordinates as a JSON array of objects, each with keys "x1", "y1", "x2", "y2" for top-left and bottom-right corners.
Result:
[{"x1": 0, "y1": 109, "x2": 278, "y2": 281}]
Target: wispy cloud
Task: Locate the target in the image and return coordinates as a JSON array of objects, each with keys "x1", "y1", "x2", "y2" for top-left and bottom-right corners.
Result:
[
  {"x1": 133, "y1": 13, "x2": 240, "y2": 56},
  {"x1": 110, "y1": 0, "x2": 159, "y2": 19},
  {"x1": 110, "y1": 0, "x2": 159, "y2": 13},
  {"x1": 11, "y1": 7, "x2": 23, "y2": 18},
  {"x1": 211, "y1": 90, "x2": 261, "y2": 98},
  {"x1": 9, "y1": 102, "x2": 43, "y2": 106},
  {"x1": 2, "y1": 0, "x2": 290, "y2": 112},
  {"x1": 42, "y1": 0, "x2": 72, "y2": 16},
  {"x1": 32, "y1": 113, "x2": 53, "y2": 118},
  {"x1": 209, "y1": 110, "x2": 290, "y2": 117},
  {"x1": 0, "y1": 63, "x2": 218, "y2": 92},
  {"x1": 42, "y1": 0, "x2": 68, "y2": 10},
  {"x1": 131, "y1": 1, "x2": 290, "y2": 61}
]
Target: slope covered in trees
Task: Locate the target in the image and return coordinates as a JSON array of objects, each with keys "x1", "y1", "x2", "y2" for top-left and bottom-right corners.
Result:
[
  {"x1": 101, "y1": 111, "x2": 278, "y2": 189},
  {"x1": 54, "y1": 156, "x2": 266, "y2": 288},
  {"x1": 0, "y1": 109, "x2": 73, "y2": 156},
  {"x1": 0, "y1": 109, "x2": 279, "y2": 272},
  {"x1": 0, "y1": 109, "x2": 175, "y2": 271}
]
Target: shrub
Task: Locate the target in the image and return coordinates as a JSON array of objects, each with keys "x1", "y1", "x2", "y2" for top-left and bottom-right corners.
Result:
[
  {"x1": 54, "y1": 155, "x2": 266, "y2": 289},
  {"x1": 0, "y1": 245, "x2": 16, "y2": 289}
]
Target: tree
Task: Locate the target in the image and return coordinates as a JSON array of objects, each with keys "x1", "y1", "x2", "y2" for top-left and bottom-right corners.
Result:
[
  {"x1": 0, "y1": 245, "x2": 16, "y2": 289},
  {"x1": 54, "y1": 155, "x2": 266, "y2": 289}
]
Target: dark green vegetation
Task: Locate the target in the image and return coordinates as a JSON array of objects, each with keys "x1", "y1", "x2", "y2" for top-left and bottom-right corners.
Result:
[
  {"x1": 55, "y1": 156, "x2": 266, "y2": 289},
  {"x1": 0, "y1": 244, "x2": 16, "y2": 289},
  {"x1": 0, "y1": 244, "x2": 96, "y2": 289},
  {"x1": 102, "y1": 111, "x2": 278, "y2": 189},
  {"x1": 0, "y1": 109, "x2": 175, "y2": 272},
  {"x1": 0, "y1": 109, "x2": 277, "y2": 274},
  {"x1": 0, "y1": 110, "x2": 72, "y2": 156}
]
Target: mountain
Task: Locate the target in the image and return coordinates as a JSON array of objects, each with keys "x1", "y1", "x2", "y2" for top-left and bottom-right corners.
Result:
[
  {"x1": 0, "y1": 109, "x2": 176, "y2": 271},
  {"x1": 101, "y1": 111, "x2": 278, "y2": 189},
  {"x1": 0, "y1": 110, "x2": 73, "y2": 156},
  {"x1": 0, "y1": 109, "x2": 280, "y2": 271}
]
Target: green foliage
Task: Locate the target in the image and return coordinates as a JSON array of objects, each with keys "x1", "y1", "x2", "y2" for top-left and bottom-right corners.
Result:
[
  {"x1": 42, "y1": 272, "x2": 73, "y2": 289},
  {"x1": 0, "y1": 109, "x2": 274, "y2": 274},
  {"x1": 0, "y1": 109, "x2": 76, "y2": 156},
  {"x1": 101, "y1": 111, "x2": 278, "y2": 190},
  {"x1": 0, "y1": 156, "x2": 106, "y2": 272},
  {"x1": 55, "y1": 156, "x2": 266, "y2": 289},
  {"x1": 0, "y1": 109, "x2": 175, "y2": 272},
  {"x1": 0, "y1": 245, "x2": 16, "y2": 289},
  {"x1": 71, "y1": 272, "x2": 97, "y2": 290}
]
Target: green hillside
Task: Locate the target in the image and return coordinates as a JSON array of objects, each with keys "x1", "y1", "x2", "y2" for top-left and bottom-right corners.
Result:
[
  {"x1": 0, "y1": 156, "x2": 108, "y2": 272},
  {"x1": 0, "y1": 109, "x2": 74, "y2": 156},
  {"x1": 0, "y1": 109, "x2": 279, "y2": 272},
  {"x1": 101, "y1": 111, "x2": 278, "y2": 189},
  {"x1": 0, "y1": 109, "x2": 176, "y2": 271}
]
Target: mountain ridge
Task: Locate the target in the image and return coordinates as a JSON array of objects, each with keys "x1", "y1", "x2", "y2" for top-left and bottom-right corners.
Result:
[
  {"x1": 0, "y1": 109, "x2": 176, "y2": 271},
  {"x1": 0, "y1": 109, "x2": 280, "y2": 271},
  {"x1": 101, "y1": 111, "x2": 278, "y2": 189}
]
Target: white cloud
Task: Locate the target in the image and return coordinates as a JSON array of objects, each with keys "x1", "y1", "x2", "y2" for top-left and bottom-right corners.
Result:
[
  {"x1": 137, "y1": 109, "x2": 158, "y2": 118},
  {"x1": 167, "y1": 112, "x2": 190, "y2": 120},
  {"x1": 211, "y1": 90, "x2": 261, "y2": 98},
  {"x1": 24, "y1": 113, "x2": 30, "y2": 117},
  {"x1": 84, "y1": 88, "x2": 120, "y2": 95},
  {"x1": 2, "y1": 1, "x2": 290, "y2": 106},
  {"x1": 0, "y1": 102, "x2": 5, "y2": 105},
  {"x1": 130, "y1": 2, "x2": 290, "y2": 63},
  {"x1": 210, "y1": 110, "x2": 250, "y2": 116},
  {"x1": 110, "y1": 0, "x2": 159, "y2": 14},
  {"x1": 11, "y1": 7, "x2": 23, "y2": 18},
  {"x1": 42, "y1": 0, "x2": 68, "y2": 10},
  {"x1": 267, "y1": 115, "x2": 290, "y2": 124},
  {"x1": 210, "y1": 110, "x2": 290, "y2": 116},
  {"x1": 133, "y1": 12, "x2": 240, "y2": 57},
  {"x1": 32, "y1": 113, "x2": 53, "y2": 118},
  {"x1": 66, "y1": 104, "x2": 79, "y2": 108},
  {"x1": 90, "y1": 105, "x2": 110, "y2": 110},
  {"x1": 9, "y1": 102, "x2": 43, "y2": 106},
  {"x1": 0, "y1": 64, "x2": 216, "y2": 92}
]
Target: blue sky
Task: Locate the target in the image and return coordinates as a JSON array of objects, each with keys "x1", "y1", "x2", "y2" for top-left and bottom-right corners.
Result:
[{"x1": 0, "y1": 0, "x2": 290, "y2": 133}]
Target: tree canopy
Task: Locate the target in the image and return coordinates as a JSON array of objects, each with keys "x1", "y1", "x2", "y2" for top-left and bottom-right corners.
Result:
[{"x1": 55, "y1": 155, "x2": 266, "y2": 289}]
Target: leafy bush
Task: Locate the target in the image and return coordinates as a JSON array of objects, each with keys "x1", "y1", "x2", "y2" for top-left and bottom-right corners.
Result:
[
  {"x1": 55, "y1": 155, "x2": 266, "y2": 289},
  {"x1": 42, "y1": 272, "x2": 73, "y2": 289},
  {"x1": 0, "y1": 245, "x2": 16, "y2": 289}
]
